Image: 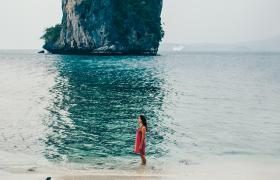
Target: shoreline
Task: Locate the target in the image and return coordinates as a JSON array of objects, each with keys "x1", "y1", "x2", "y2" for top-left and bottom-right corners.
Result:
[
  {"x1": 0, "y1": 169, "x2": 173, "y2": 180},
  {"x1": 1, "y1": 156, "x2": 280, "y2": 180}
]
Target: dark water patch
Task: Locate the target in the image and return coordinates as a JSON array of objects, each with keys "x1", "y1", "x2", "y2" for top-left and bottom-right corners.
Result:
[{"x1": 42, "y1": 55, "x2": 171, "y2": 164}]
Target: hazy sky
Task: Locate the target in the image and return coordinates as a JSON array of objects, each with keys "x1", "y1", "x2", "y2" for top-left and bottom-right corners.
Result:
[{"x1": 0, "y1": 0, "x2": 280, "y2": 49}]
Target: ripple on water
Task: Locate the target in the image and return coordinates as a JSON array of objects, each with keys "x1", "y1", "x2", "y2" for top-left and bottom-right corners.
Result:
[{"x1": 1, "y1": 51, "x2": 280, "y2": 171}]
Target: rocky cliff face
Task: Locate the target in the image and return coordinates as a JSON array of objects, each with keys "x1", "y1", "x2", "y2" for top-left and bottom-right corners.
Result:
[{"x1": 42, "y1": 0, "x2": 164, "y2": 55}]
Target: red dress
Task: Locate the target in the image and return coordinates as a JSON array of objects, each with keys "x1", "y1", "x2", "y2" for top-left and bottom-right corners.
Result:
[{"x1": 134, "y1": 127, "x2": 146, "y2": 155}]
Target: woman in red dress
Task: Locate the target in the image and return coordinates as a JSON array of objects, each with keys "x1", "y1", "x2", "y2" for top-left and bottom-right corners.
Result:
[{"x1": 134, "y1": 115, "x2": 147, "y2": 165}]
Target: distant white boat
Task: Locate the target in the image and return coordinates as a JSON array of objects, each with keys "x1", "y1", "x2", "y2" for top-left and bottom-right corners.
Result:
[{"x1": 172, "y1": 45, "x2": 185, "y2": 51}]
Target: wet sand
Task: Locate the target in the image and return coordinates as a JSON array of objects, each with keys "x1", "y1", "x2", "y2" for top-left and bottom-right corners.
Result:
[{"x1": 1, "y1": 157, "x2": 280, "y2": 180}]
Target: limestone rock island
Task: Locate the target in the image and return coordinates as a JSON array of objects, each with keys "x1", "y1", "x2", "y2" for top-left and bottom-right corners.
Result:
[{"x1": 41, "y1": 0, "x2": 164, "y2": 55}]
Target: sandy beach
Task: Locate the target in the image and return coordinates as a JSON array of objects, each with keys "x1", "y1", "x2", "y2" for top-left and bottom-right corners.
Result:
[{"x1": 1, "y1": 156, "x2": 280, "y2": 180}]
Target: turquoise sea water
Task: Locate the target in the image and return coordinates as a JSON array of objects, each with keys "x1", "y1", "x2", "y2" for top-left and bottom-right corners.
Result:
[{"x1": 0, "y1": 50, "x2": 280, "y2": 172}]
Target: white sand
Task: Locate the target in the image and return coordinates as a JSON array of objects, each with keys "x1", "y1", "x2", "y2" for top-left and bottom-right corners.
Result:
[{"x1": 1, "y1": 156, "x2": 280, "y2": 180}]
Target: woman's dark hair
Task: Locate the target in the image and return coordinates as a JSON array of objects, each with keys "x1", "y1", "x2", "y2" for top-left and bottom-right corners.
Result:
[{"x1": 139, "y1": 115, "x2": 147, "y2": 131}]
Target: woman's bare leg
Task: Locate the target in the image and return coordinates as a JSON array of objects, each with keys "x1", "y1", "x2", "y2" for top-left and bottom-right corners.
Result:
[{"x1": 140, "y1": 155, "x2": 146, "y2": 165}]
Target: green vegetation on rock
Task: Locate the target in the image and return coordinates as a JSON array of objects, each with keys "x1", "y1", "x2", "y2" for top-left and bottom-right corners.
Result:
[
  {"x1": 41, "y1": 24, "x2": 62, "y2": 44},
  {"x1": 41, "y1": 0, "x2": 163, "y2": 55},
  {"x1": 113, "y1": 0, "x2": 164, "y2": 43}
]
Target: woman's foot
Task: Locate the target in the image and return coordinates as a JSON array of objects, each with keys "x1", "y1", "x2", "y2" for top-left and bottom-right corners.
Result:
[{"x1": 141, "y1": 157, "x2": 146, "y2": 165}]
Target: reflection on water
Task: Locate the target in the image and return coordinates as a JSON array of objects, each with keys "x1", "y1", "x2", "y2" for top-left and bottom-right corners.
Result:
[{"x1": 43, "y1": 55, "x2": 170, "y2": 167}]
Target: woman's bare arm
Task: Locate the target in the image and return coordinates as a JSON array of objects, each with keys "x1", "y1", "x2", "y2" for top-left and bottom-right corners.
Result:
[{"x1": 139, "y1": 127, "x2": 146, "y2": 149}]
